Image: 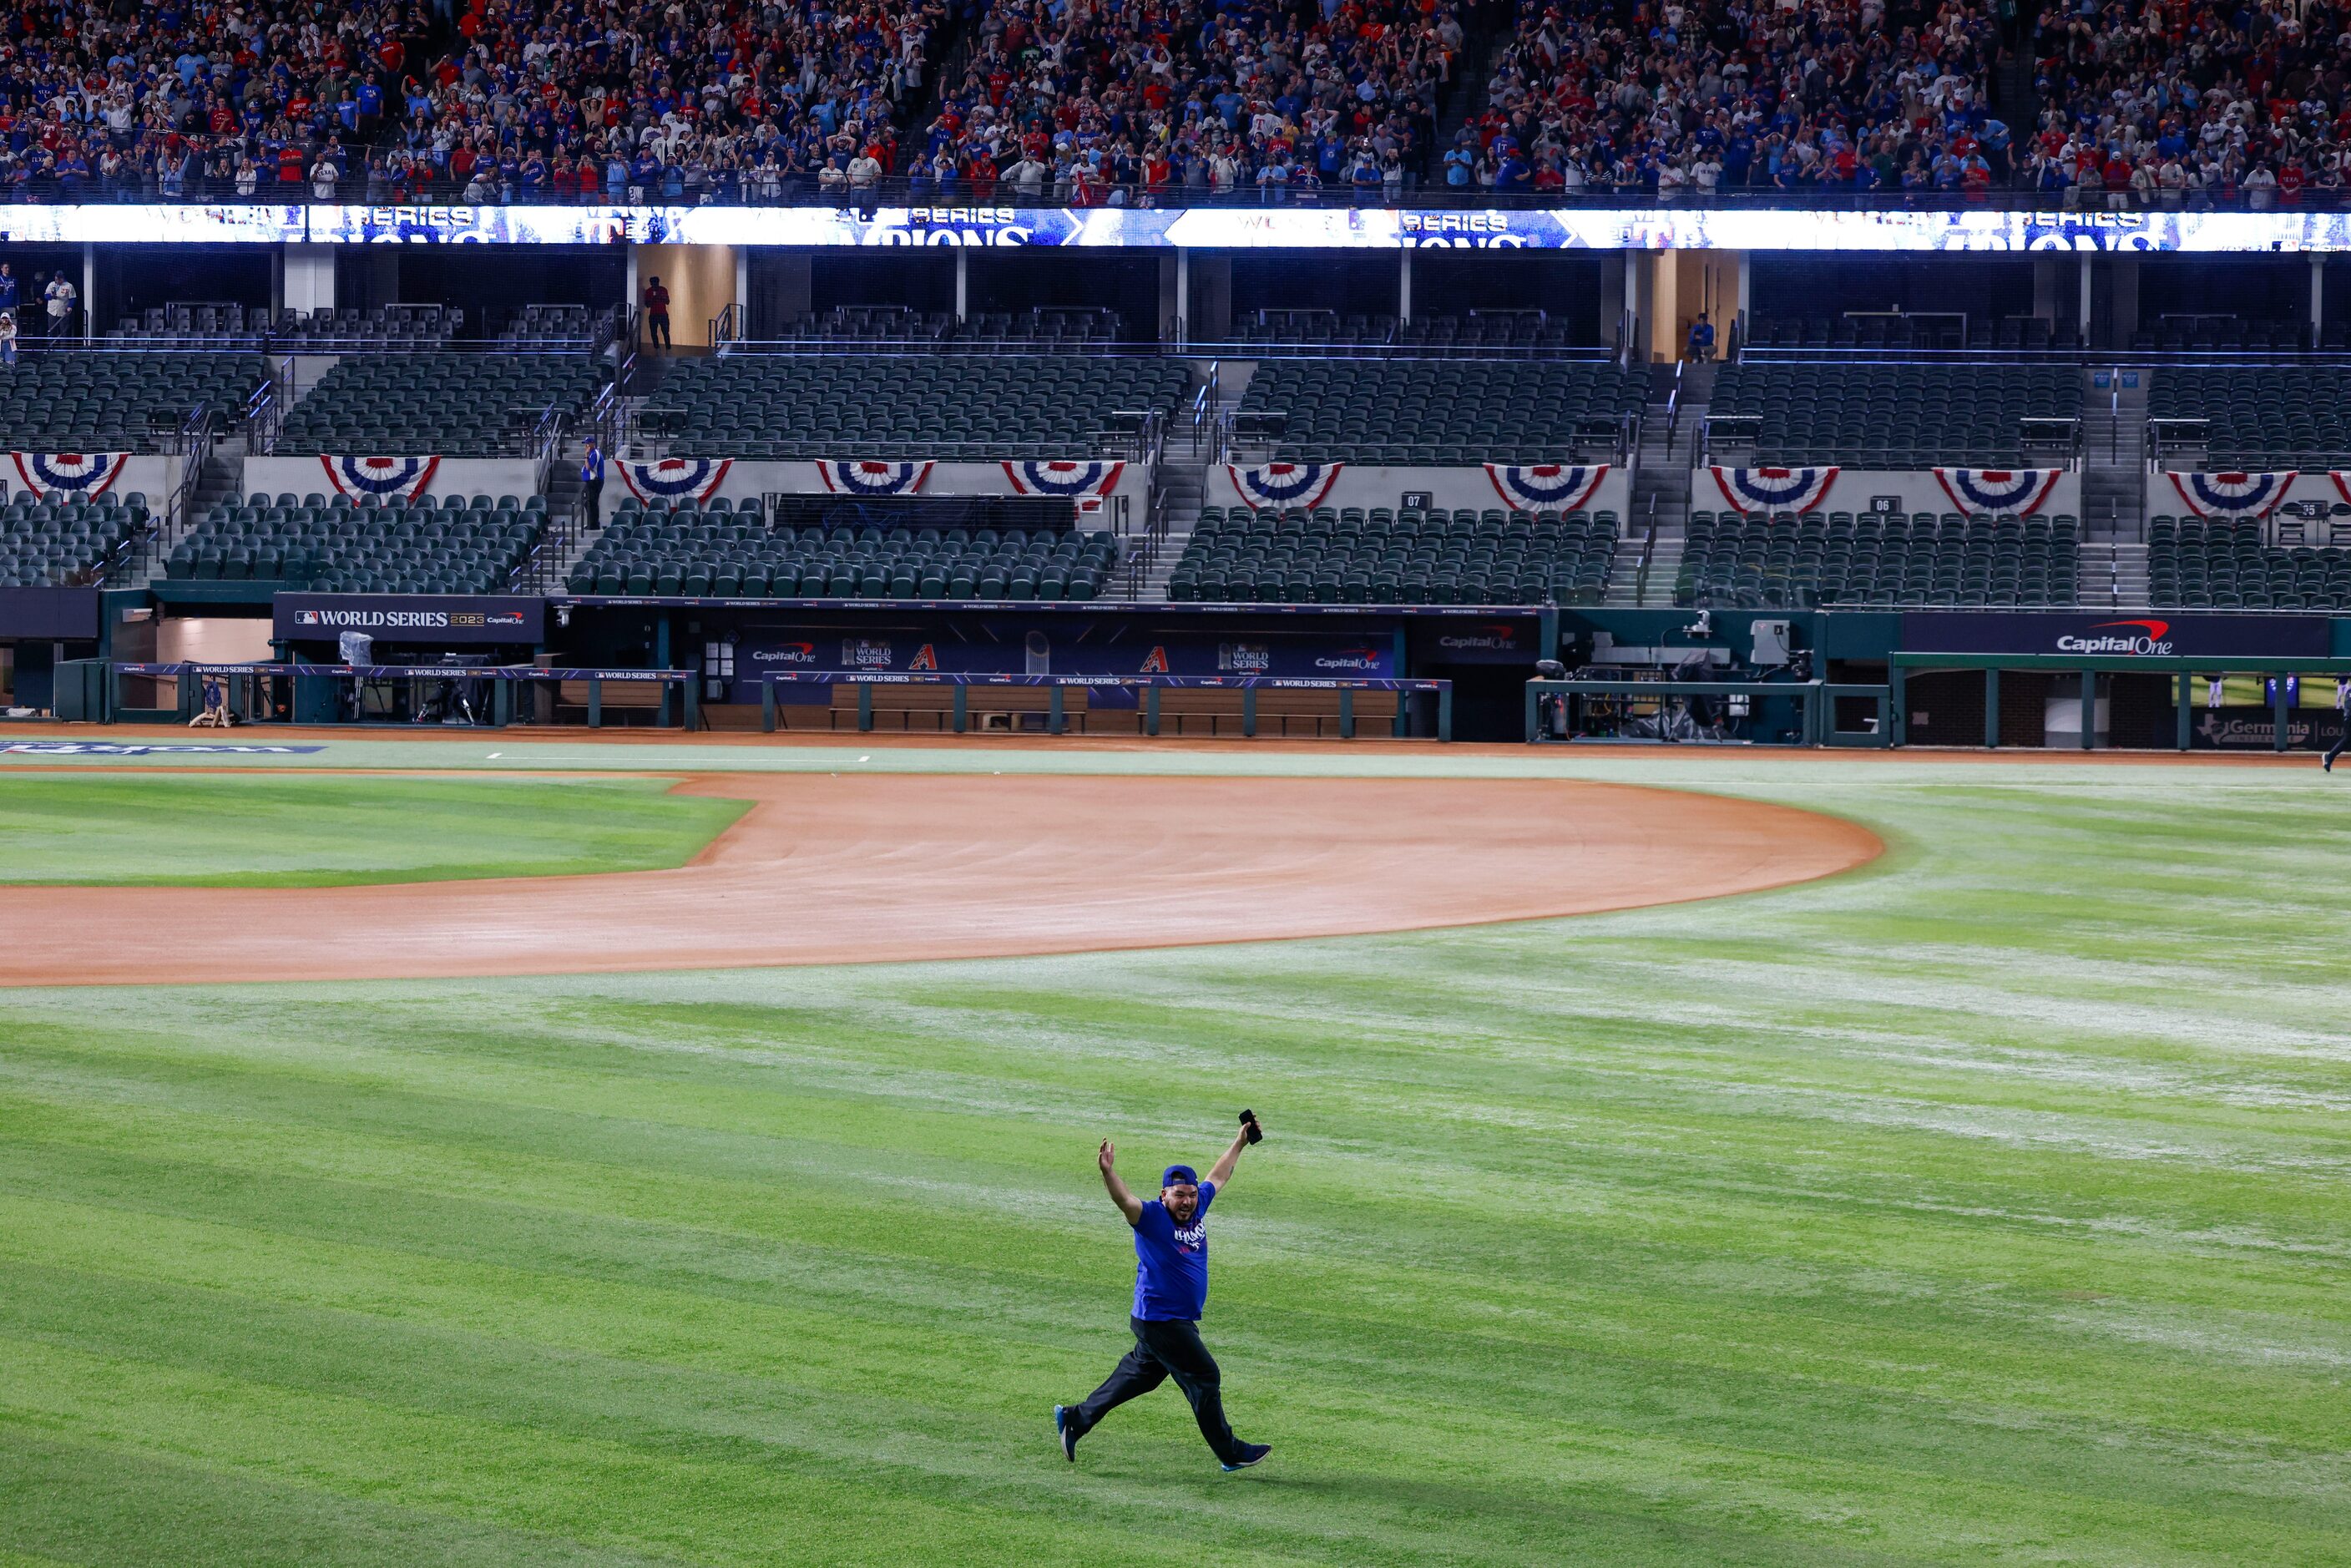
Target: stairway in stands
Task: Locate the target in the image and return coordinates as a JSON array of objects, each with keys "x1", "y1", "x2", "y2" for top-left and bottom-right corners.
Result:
[
  {"x1": 2079, "y1": 365, "x2": 2147, "y2": 539},
  {"x1": 1132, "y1": 362, "x2": 1252, "y2": 601},
  {"x1": 1609, "y1": 361, "x2": 1703, "y2": 604},
  {"x1": 528, "y1": 455, "x2": 594, "y2": 594},
  {"x1": 1424, "y1": 9, "x2": 1511, "y2": 181},
  {"x1": 114, "y1": 447, "x2": 242, "y2": 587},
  {"x1": 2075, "y1": 541, "x2": 2151, "y2": 607},
  {"x1": 1604, "y1": 534, "x2": 1682, "y2": 607},
  {"x1": 1992, "y1": 48, "x2": 2040, "y2": 153}
]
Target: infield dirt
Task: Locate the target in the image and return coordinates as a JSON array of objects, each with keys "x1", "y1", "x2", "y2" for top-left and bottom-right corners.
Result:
[{"x1": 0, "y1": 772, "x2": 1880, "y2": 985}]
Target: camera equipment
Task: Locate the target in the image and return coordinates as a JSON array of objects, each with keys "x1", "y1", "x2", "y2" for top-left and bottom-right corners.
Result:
[{"x1": 1239, "y1": 1109, "x2": 1263, "y2": 1145}]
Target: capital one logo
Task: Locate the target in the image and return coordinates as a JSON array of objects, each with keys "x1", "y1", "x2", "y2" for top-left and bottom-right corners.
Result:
[{"x1": 2055, "y1": 619, "x2": 2174, "y2": 655}]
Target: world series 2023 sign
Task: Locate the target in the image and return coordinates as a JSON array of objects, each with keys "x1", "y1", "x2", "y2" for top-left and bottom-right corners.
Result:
[{"x1": 274, "y1": 594, "x2": 544, "y2": 644}]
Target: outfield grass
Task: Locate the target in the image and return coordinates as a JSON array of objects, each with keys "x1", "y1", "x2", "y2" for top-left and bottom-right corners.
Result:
[
  {"x1": 0, "y1": 776, "x2": 746, "y2": 886},
  {"x1": 1, "y1": 760, "x2": 2346, "y2": 1565}
]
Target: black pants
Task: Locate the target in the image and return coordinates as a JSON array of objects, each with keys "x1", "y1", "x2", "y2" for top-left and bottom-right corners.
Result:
[
  {"x1": 2328, "y1": 721, "x2": 2349, "y2": 768},
  {"x1": 584, "y1": 478, "x2": 603, "y2": 531},
  {"x1": 1071, "y1": 1316, "x2": 1240, "y2": 1463},
  {"x1": 647, "y1": 312, "x2": 670, "y2": 349}
]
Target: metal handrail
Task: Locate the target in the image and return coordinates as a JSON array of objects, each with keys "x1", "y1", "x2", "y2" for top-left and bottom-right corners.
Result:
[
  {"x1": 710, "y1": 301, "x2": 745, "y2": 350},
  {"x1": 153, "y1": 403, "x2": 215, "y2": 573},
  {"x1": 529, "y1": 402, "x2": 567, "y2": 495},
  {"x1": 1632, "y1": 494, "x2": 1659, "y2": 606},
  {"x1": 43, "y1": 177, "x2": 2351, "y2": 213}
]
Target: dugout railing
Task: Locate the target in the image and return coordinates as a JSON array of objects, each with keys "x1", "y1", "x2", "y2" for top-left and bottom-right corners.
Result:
[
  {"x1": 1889, "y1": 653, "x2": 2351, "y2": 751},
  {"x1": 1524, "y1": 679, "x2": 1892, "y2": 746},
  {"x1": 1525, "y1": 662, "x2": 2351, "y2": 750},
  {"x1": 106, "y1": 662, "x2": 701, "y2": 729},
  {"x1": 759, "y1": 671, "x2": 1454, "y2": 741},
  {"x1": 95, "y1": 662, "x2": 1454, "y2": 741}
]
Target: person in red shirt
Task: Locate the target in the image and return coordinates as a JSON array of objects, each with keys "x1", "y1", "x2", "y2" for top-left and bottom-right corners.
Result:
[{"x1": 643, "y1": 276, "x2": 671, "y2": 351}]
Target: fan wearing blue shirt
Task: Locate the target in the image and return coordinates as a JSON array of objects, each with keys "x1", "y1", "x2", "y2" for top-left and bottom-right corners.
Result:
[{"x1": 1055, "y1": 1116, "x2": 1271, "y2": 1471}]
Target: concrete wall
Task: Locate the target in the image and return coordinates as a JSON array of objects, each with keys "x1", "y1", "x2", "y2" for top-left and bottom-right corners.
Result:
[
  {"x1": 0, "y1": 454, "x2": 177, "y2": 506},
  {"x1": 158, "y1": 614, "x2": 275, "y2": 664},
  {"x1": 2150, "y1": 471, "x2": 2349, "y2": 529},
  {"x1": 1217, "y1": 464, "x2": 1633, "y2": 518},
  {"x1": 242, "y1": 456, "x2": 540, "y2": 502},
  {"x1": 1692, "y1": 468, "x2": 2083, "y2": 518},
  {"x1": 680, "y1": 459, "x2": 1153, "y2": 508}
]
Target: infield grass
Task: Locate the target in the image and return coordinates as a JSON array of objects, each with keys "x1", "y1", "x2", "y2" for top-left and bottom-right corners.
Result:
[
  {"x1": 0, "y1": 757, "x2": 2346, "y2": 1565},
  {"x1": 0, "y1": 775, "x2": 745, "y2": 887}
]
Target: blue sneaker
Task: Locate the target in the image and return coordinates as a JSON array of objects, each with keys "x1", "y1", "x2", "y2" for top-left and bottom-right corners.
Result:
[
  {"x1": 1221, "y1": 1441, "x2": 1271, "y2": 1472},
  {"x1": 1054, "y1": 1404, "x2": 1078, "y2": 1461}
]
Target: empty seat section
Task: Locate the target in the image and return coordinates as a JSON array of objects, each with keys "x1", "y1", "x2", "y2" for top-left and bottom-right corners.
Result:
[
  {"x1": 567, "y1": 507, "x2": 1121, "y2": 602},
  {"x1": 162, "y1": 494, "x2": 549, "y2": 593},
  {"x1": 2146, "y1": 515, "x2": 2351, "y2": 609},
  {"x1": 2147, "y1": 367, "x2": 2351, "y2": 468},
  {"x1": 1676, "y1": 511, "x2": 2081, "y2": 609},
  {"x1": 1163, "y1": 508, "x2": 1615, "y2": 605},
  {"x1": 0, "y1": 493, "x2": 150, "y2": 585},
  {"x1": 276, "y1": 355, "x2": 606, "y2": 458},
  {"x1": 1235, "y1": 360, "x2": 1646, "y2": 464},
  {"x1": 0, "y1": 354, "x2": 265, "y2": 451},
  {"x1": 1708, "y1": 364, "x2": 2081, "y2": 468},
  {"x1": 637, "y1": 355, "x2": 1191, "y2": 459}
]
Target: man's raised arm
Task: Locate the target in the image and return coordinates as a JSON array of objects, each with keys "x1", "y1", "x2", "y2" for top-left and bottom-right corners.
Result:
[
  {"x1": 1098, "y1": 1139, "x2": 1145, "y2": 1226},
  {"x1": 1206, "y1": 1120, "x2": 1254, "y2": 1190}
]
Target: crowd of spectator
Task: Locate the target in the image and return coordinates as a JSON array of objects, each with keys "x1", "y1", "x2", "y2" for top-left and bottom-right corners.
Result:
[
  {"x1": 0, "y1": 0, "x2": 942, "y2": 203},
  {"x1": 1439, "y1": 0, "x2": 2012, "y2": 196},
  {"x1": 902, "y1": 0, "x2": 1461, "y2": 204},
  {"x1": 2021, "y1": 0, "x2": 2351, "y2": 208},
  {"x1": 0, "y1": 0, "x2": 2347, "y2": 206}
]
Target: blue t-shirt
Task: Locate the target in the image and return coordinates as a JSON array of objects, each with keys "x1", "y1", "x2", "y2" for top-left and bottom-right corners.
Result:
[{"x1": 1131, "y1": 1181, "x2": 1216, "y2": 1321}]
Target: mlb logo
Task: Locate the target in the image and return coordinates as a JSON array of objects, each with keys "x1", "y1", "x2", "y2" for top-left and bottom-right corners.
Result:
[{"x1": 297, "y1": 610, "x2": 321, "y2": 625}]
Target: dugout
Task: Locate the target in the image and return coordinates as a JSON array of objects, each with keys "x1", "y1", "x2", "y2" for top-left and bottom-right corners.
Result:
[
  {"x1": 550, "y1": 599, "x2": 1529, "y2": 737},
  {"x1": 1888, "y1": 609, "x2": 2351, "y2": 751}
]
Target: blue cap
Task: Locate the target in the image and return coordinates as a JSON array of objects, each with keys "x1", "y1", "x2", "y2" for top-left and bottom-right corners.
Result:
[{"x1": 1161, "y1": 1164, "x2": 1200, "y2": 1190}]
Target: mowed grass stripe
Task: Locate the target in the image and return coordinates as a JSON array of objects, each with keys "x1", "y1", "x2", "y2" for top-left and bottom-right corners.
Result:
[
  {"x1": 1, "y1": 1267, "x2": 2319, "y2": 1568},
  {"x1": 0, "y1": 1338, "x2": 1257, "y2": 1568},
  {"x1": 1, "y1": 766, "x2": 2348, "y2": 1563},
  {"x1": 0, "y1": 1429, "x2": 689, "y2": 1568},
  {"x1": 2, "y1": 1181, "x2": 2341, "y2": 1530},
  {"x1": 5, "y1": 1070, "x2": 2346, "y2": 1385},
  {"x1": 0, "y1": 775, "x2": 745, "y2": 887}
]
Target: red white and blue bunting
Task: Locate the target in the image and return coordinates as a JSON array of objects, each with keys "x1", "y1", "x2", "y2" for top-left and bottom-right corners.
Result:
[
  {"x1": 320, "y1": 455, "x2": 442, "y2": 502},
  {"x1": 1001, "y1": 459, "x2": 1125, "y2": 498},
  {"x1": 1226, "y1": 462, "x2": 1342, "y2": 511},
  {"x1": 2166, "y1": 470, "x2": 2297, "y2": 518},
  {"x1": 818, "y1": 459, "x2": 933, "y2": 497},
  {"x1": 1709, "y1": 466, "x2": 1838, "y2": 515},
  {"x1": 2328, "y1": 473, "x2": 2351, "y2": 508},
  {"x1": 619, "y1": 457, "x2": 732, "y2": 503},
  {"x1": 10, "y1": 452, "x2": 130, "y2": 498},
  {"x1": 1932, "y1": 468, "x2": 2064, "y2": 517},
  {"x1": 1483, "y1": 463, "x2": 1609, "y2": 513}
]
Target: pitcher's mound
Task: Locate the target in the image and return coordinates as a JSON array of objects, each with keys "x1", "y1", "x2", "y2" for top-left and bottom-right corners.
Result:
[{"x1": 2, "y1": 774, "x2": 1881, "y2": 985}]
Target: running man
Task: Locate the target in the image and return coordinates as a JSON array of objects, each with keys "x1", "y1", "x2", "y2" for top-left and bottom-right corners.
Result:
[{"x1": 1055, "y1": 1119, "x2": 1271, "y2": 1471}]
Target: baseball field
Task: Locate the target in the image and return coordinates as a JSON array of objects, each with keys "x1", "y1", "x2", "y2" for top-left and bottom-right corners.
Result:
[{"x1": 0, "y1": 736, "x2": 2343, "y2": 1566}]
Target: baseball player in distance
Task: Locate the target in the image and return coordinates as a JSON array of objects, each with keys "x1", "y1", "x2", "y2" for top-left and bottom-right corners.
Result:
[{"x1": 1055, "y1": 1112, "x2": 1272, "y2": 1472}]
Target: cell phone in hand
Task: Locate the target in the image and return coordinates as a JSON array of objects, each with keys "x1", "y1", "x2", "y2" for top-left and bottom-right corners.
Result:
[{"x1": 1239, "y1": 1109, "x2": 1263, "y2": 1144}]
